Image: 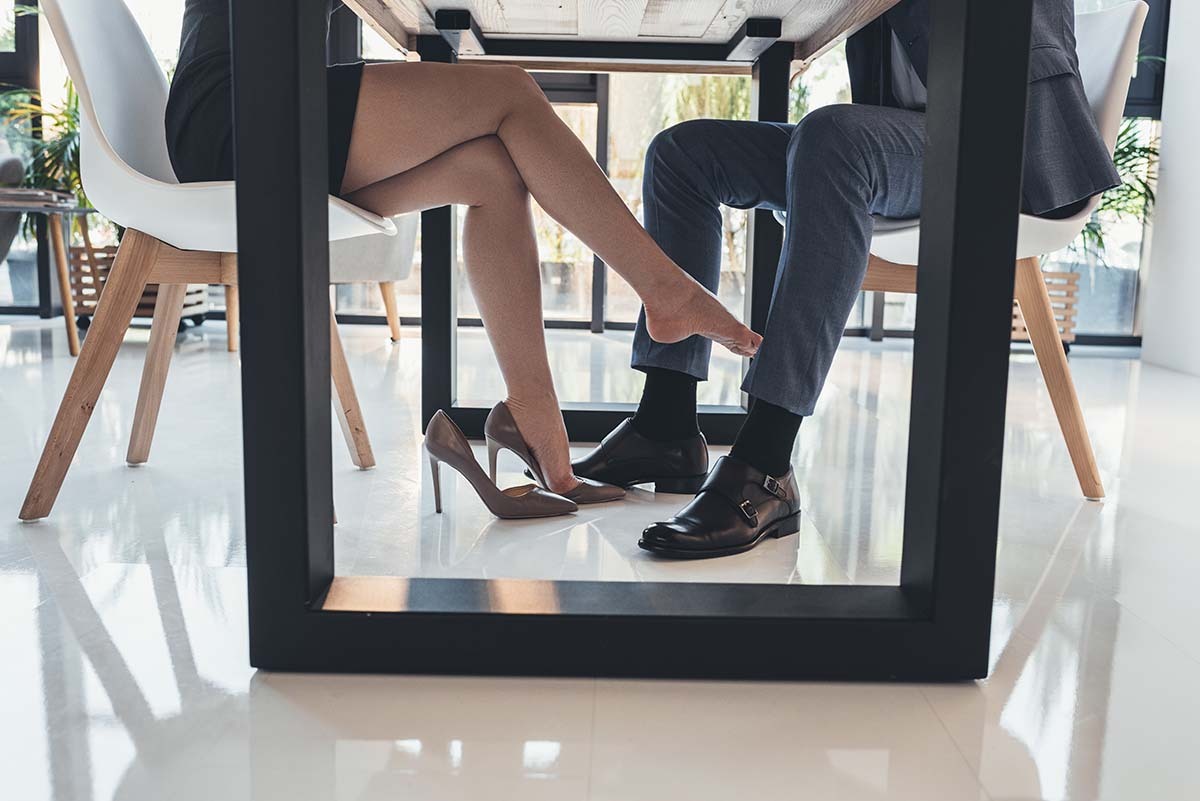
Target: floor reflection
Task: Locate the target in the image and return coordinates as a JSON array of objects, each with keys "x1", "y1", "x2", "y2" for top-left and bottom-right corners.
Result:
[
  {"x1": 9, "y1": 496, "x2": 1132, "y2": 801},
  {"x1": 3, "y1": 320, "x2": 1199, "y2": 799}
]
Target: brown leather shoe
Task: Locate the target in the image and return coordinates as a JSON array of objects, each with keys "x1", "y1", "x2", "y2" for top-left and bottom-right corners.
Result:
[{"x1": 639, "y1": 456, "x2": 801, "y2": 559}]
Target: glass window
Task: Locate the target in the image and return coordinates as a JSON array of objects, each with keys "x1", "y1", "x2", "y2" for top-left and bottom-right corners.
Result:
[
  {"x1": 0, "y1": 229, "x2": 36, "y2": 306},
  {"x1": 0, "y1": 4, "x2": 15, "y2": 53},
  {"x1": 604, "y1": 72, "x2": 752, "y2": 326},
  {"x1": 456, "y1": 104, "x2": 598, "y2": 323},
  {"x1": 0, "y1": 91, "x2": 31, "y2": 307}
]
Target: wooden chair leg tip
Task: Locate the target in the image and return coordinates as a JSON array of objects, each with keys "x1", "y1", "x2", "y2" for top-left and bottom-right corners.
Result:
[{"x1": 18, "y1": 503, "x2": 45, "y2": 522}]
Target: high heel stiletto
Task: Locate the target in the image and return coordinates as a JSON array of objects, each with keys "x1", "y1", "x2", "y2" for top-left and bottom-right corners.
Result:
[
  {"x1": 485, "y1": 401, "x2": 626, "y2": 505},
  {"x1": 425, "y1": 411, "x2": 577, "y2": 519}
]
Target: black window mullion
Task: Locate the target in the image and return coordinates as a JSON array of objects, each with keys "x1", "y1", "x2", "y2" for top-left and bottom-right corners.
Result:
[{"x1": 1125, "y1": 0, "x2": 1170, "y2": 119}]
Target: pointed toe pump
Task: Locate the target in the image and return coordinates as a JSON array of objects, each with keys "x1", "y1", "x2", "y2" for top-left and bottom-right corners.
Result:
[
  {"x1": 424, "y1": 411, "x2": 578, "y2": 519},
  {"x1": 485, "y1": 401, "x2": 626, "y2": 505}
]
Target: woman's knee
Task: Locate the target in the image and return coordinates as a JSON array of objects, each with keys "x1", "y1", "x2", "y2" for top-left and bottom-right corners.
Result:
[
  {"x1": 457, "y1": 135, "x2": 527, "y2": 205},
  {"x1": 491, "y1": 64, "x2": 548, "y2": 110}
]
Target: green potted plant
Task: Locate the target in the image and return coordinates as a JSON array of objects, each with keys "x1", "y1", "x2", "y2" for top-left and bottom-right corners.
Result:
[
  {"x1": 0, "y1": 79, "x2": 102, "y2": 313},
  {"x1": 1, "y1": 80, "x2": 91, "y2": 222},
  {"x1": 1075, "y1": 116, "x2": 1159, "y2": 262}
]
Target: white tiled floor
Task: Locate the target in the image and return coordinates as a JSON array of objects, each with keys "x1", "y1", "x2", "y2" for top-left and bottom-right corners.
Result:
[{"x1": 2, "y1": 316, "x2": 1199, "y2": 800}]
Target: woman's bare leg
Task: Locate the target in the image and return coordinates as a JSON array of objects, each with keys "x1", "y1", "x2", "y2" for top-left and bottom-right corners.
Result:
[
  {"x1": 346, "y1": 137, "x2": 578, "y2": 492},
  {"x1": 342, "y1": 62, "x2": 761, "y2": 357}
]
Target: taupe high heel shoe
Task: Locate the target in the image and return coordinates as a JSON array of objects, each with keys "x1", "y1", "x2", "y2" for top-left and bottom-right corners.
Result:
[
  {"x1": 485, "y1": 401, "x2": 626, "y2": 505},
  {"x1": 425, "y1": 411, "x2": 578, "y2": 519}
]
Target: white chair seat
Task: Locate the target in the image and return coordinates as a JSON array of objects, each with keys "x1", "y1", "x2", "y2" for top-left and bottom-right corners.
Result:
[
  {"x1": 80, "y1": 120, "x2": 395, "y2": 254},
  {"x1": 92, "y1": 181, "x2": 394, "y2": 254},
  {"x1": 329, "y1": 214, "x2": 418, "y2": 284},
  {"x1": 773, "y1": 203, "x2": 1096, "y2": 267},
  {"x1": 867, "y1": 203, "x2": 1095, "y2": 265}
]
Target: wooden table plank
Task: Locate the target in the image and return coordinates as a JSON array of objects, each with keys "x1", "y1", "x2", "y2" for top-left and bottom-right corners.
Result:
[
  {"x1": 350, "y1": 0, "x2": 899, "y2": 64},
  {"x1": 342, "y1": 0, "x2": 424, "y2": 51},
  {"x1": 790, "y1": 0, "x2": 898, "y2": 64},
  {"x1": 578, "y1": 0, "x2": 651, "y2": 39},
  {"x1": 706, "y1": 0, "x2": 806, "y2": 40},
  {"x1": 640, "y1": 0, "x2": 728, "y2": 37}
]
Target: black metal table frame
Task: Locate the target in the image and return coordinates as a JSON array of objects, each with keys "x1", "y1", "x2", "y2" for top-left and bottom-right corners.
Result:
[{"x1": 231, "y1": 0, "x2": 1034, "y2": 681}]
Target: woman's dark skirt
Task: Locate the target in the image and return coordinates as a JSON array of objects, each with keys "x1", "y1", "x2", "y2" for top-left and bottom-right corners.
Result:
[{"x1": 166, "y1": 62, "x2": 365, "y2": 196}]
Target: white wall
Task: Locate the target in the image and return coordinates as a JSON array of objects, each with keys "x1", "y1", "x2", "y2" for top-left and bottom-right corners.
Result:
[{"x1": 1141, "y1": 0, "x2": 1200, "y2": 376}]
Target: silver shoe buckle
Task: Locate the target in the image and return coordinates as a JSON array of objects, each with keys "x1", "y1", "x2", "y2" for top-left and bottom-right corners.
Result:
[
  {"x1": 763, "y1": 475, "x2": 782, "y2": 498},
  {"x1": 739, "y1": 499, "x2": 758, "y2": 524}
]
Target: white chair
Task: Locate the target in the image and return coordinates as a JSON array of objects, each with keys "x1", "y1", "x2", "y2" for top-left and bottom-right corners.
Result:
[
  {"x1": 223, "y1": 217, "x2": 419, "y2": 345},
  {"x1": 333, "y1": 214, "x2": 419, "y2": 341},
  {"x1": 779, "y1": 2, "x2": 1146, "y2": 500},
  {"x1": 869, "y1": 2, "x2": 1147, "y2": 265},
  {"x1": 20, "y1": 0, "x2": 396, "y2": 520}
]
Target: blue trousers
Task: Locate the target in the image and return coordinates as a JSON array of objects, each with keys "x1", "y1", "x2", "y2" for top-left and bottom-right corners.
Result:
[{"x1": 632, "y1": 105, "x2": 927, "y2": 416}]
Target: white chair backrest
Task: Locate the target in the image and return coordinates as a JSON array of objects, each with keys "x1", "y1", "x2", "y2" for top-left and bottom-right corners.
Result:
[
  {"x1": 41, "y1": 0, "x2": 177, "y2": 184},
  {"x1": 1075, "y1": 1, "x2": 1149, "y2": 155}
]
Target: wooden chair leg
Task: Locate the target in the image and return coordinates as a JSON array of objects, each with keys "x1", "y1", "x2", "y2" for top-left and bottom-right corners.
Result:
[
  {"x1": 1013, "y1": 257, "x2": 1105, "y2": 500},
  {"x1": 20, "y1": 230, "x2": 162, "y2": 520},
  {"x1": 49, "y1": 214, "x2": 81, "y2": 357},
  {"x1": 330, "y1": 306, "x2": 375, "y2": 469},
  {"x1": 224, "y1": 284, "x2": 240, "y2": 353},
  {"x1": 378, "y1": 281, "x2": 402, "y2": 342},
  {"x1": 126, "y1": 283, "x2": 187, "y2": 465}
]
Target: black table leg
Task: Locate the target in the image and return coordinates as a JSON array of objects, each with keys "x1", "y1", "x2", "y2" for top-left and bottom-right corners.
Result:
[
  {"x1": 902, "y1": 0, "x2": 1035, "y2": 674},
  {"x1": 231, "y1": 0, "x2": 336, "y2": 653},
  {"x1": 417, "y1": 35, "x2": 459, "y2": 430}
]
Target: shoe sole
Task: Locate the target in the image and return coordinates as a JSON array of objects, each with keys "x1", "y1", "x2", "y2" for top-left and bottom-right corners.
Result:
[
  {"x1": 638, "y1": 511, "x2": 802, "y2": 560},
  {"x1": 643, "y1": 474, "x2": 708, "y2": 494}
]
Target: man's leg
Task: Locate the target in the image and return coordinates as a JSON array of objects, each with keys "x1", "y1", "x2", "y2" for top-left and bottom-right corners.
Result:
[
  {"x1": 641, "y1": 105, "x2": 927, "y2": 559},
  {"x1": 574, "y1": 119, "x2": 793, "y2": 493},
  {"x1": 743, "y1": 104, "x2": 925, "y2": 416},
  {"x1": 631, "y1": 119, "x2": 792, "y2": 383}
]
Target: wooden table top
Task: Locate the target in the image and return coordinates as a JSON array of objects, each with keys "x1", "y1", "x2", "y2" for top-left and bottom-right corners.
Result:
[{"x1": 345, "y1": 0, "x2": 897, "y2": 70}]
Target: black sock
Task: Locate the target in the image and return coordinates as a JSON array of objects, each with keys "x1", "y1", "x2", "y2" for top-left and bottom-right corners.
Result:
[
  {"x1": 730, "y1": 398, "x2": 802, "y2": 477},
  {"x1": 631, "y1": 368, "x2": 700, "y2": 441}
]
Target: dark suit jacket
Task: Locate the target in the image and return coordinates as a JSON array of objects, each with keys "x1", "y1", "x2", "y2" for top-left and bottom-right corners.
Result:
[{"x1": 846, "y1": 0, "x2": 1120, "y2": 214}]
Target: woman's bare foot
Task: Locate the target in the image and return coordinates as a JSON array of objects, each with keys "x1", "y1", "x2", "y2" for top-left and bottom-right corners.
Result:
[
  {"x1": 503, "y1": 394, "x2": 581, "y2": 496},
  {"x1": 643, "y1": 278, "x2": 762, "y2": 357}
]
